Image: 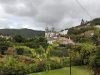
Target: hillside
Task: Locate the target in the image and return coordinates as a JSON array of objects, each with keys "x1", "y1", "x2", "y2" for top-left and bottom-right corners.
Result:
[
  {"x1": 68, "y1": 18, "x2": 100, "y2": 35},
  {"x1": 0, "y1": 28, "x2": 45, "y2": 38},
  {"x1": 90, "y1": 18, "x2": 100, "y2": 25}
]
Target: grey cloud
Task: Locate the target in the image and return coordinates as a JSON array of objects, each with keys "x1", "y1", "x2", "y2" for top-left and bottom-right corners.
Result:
[
  {"x1": 0, "y1": 0, "x2": 16, "y2": 4},
  {"x1": 0, "y1": 0, "x2": 100, "y2": 30},
  {"x1": 36, "y1": 3, "x2": 67, "y2": 24},
  {"x1": 0, "y1": 1, "x2": 38, "y2": 17}
]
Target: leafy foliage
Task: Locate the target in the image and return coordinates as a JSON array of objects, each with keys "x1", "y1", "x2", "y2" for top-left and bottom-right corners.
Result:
[
  {"x1": 89, "y1": 46, "x2": 100, "y2": 75},
  {"x1": 0, "y1": 41, "x2": 13, "y2": 55},
  {"x1": 71, "y1": 43, "x2": 95, "y2": 65},
  {"x1": 15, "y1": 46, "x2": 36, "y2": 57}
]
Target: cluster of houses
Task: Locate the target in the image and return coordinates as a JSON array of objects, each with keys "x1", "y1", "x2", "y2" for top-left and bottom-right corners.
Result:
[
  {"x1": 45, "y1": 26, "x2": 75, "y2": 45},
  {"x1": 0, "y1": 34, "x2": 12, "y2": 40}
]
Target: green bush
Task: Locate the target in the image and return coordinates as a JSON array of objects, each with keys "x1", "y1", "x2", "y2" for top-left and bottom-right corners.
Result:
[
  {"x1": 89, "y1": 46, "x2": 100, "y2": 75},
  {"x1": 49, "y1": 60, "x2": 63, "y2": 70},
  {"x1": 0, "y1": 56, "x2": 43, "y2": 75},
  {"x1": 46, "y1": 57, "x2": 64, "y2": 70},
  {"x1": 71, "y1": 57, "x2": 82, "y2": 66},
  {"x1": 49, "y1": 47, "x2": 68, "y2": 57},
  {"x1": 0, "y1": 41, "x2": 13, "y2": 55},
  {"x1": 0, "y1": 56, "x2": 28, "y2": 75},
  {"x1": 61, "y1": 57, "x2": 70, "y2": 67},
  {"x1": 15, "y1": 46, "x2": 36, "y2": 57},
  {"x1": 36, "y1": 60, "x2": 46, "y2": 72}
]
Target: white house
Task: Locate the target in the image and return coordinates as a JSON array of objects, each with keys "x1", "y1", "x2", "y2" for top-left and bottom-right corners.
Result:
[
  {"x1": 45, "y1": 27, "x2": 74, "y2": 45},
  {"x1": 59, "y1": 29, "x2": 68, "y2": 35},
  {"x1": 95, "y1": 25, "x2": 100, "y2": 28},
  {"x1": 45, "y1": 27, "x2": 59, "y2": 44}
]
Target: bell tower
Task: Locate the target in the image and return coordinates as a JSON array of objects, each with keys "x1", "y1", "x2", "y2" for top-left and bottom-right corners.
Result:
[{"x1": 45, "y1": 25, "x2": 49, "y2": 39}]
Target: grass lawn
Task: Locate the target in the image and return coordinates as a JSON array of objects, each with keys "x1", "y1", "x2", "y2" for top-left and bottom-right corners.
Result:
[{"x1": 28, "y1": 66, "x2": 92, "y2": 75}]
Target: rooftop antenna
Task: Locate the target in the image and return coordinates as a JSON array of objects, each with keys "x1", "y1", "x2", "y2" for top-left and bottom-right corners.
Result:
[
  {"x1": 45, "y1": 25, "x2": 49, "y2": 32},
  {"x1": 51, "y1": 24, "x2": 55, "y2": 32}
]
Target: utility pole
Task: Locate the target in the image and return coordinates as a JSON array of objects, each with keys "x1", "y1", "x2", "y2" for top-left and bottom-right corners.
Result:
[
  {"x1": 70, "y1": 49, "x2": 71, "y2": 75},
  {"x1": 68, "y1": 43, "x2": 72, "y2": 75}
]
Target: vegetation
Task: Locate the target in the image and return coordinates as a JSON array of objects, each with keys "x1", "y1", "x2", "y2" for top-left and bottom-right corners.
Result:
[
  {"x1": 0, "y1": 35, "x2": 70, "y2": 75},
  {"x1": 0, "y1": 28, "x2": 45, "y2": 38},
  {"x1": 89, "y1": 46, "x2": 100, "y2": 75},
  {"x1": 90, "y1": 18, "x2": 100, "y2": 25},
  {"x1": 67, "y1": 22, "x2": 100, "y2": 75},
  {"x1": 0, "y1": 18, "x2": 99, "y2": 75}
]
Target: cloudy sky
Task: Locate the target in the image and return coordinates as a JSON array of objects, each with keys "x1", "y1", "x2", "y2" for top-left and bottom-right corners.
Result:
[{"x1": 0, "y1": 0, "x2": 100, "y2": 30}]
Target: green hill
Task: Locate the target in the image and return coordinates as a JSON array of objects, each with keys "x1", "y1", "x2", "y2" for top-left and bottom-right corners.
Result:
[
  {"x1": 0, "y1": 28, "x2": 45, "y2": 38},
  {"x1": 67, "y1": 18, "x2": 100, "y2": 35},
  {"x1": 90, "y1": 18, "x2": 100, "y2": 25}
]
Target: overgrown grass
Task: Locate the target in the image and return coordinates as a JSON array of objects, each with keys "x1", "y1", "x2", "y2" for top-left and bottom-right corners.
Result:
[{"x1": 28, "y1": 66, "x2": 92, "y2": 75}]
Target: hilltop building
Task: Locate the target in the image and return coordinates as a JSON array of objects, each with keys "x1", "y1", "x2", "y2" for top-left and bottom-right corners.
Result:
[
  {"x1": 45, "y1": 26, "x2": 74, "y2": 45},
  {"x1": 0, "y1": 34, "x2": 12, "y2": 40},
  {"x1": 45, "y1": 26, "x2": 59, "y2": 44},
  {"x1": 59, "y1": 29, "x2": 68, "y2": 35}
]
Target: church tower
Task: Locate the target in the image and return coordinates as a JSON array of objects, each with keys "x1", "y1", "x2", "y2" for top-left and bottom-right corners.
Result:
[
  {"x1": 45, "y1": 26, "x2": 50, "y2": 39},
  {"x1": 81, "y1": 19, "x2": 85, "y2": 25}
]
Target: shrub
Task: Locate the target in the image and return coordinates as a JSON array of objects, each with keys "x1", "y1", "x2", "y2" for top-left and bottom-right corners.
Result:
[
  {"x1": 61, "y1": 57, "x2": 70, "y2": 67},
  {"x1": 0, "y1": 56, "x2": 27, "y2": 75},
  {"x1": 49, "y1": 47, "x2": 68, "y2": 57},
  {"x1": 36, "y1": 60, "x2": 46, "y2": 72},
  {"x1": 0, "y1": 41, "x2": 13, "y2": 55},
  {"x1": 50, "y1": 61, "x2": 63, "y2": 69},
  {"x1": 89, "y1": 46, "x2": 100, "y2": 75},
  {"x1": 15, "y1": 46, "x2": 36, "y2": 57},
  {"x1": 0, "y1": 56, "x2": 42, "y2": 75},
  {"x1": 71, "y1": 57, "x2": 82, "y2": 66},
  {"x1": 48, "y1": 57, "x2": 63, "y2": 70}
]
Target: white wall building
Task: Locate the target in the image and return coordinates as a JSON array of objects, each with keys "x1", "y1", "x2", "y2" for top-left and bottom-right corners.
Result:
[
  {"x1": 95, "y1": 25, "x2": 100, "y2": 28},
  {"x1": 45, "y1": 27, "x2": 74, "y2": 45},
  {"x1": 59, "y1": 29, "x2": 68, "y2": 35},
  {"x1": 45, "y1": 26, "x2": 59, "y2": 44}
]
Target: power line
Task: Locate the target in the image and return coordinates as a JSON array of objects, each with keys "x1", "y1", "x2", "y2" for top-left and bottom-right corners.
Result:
[{"x1": 74, "y1": 0, "x2": 93, "y2": 19}]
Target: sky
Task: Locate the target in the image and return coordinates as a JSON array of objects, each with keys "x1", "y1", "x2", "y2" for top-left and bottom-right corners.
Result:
[{"x1": 0, "y1": 0, "x2": 100, "y2": 31}]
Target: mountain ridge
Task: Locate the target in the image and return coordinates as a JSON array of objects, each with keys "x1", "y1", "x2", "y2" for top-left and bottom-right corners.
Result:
[{"x1": 0, "y1": 28, "x2": 45, "y2": 38}]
